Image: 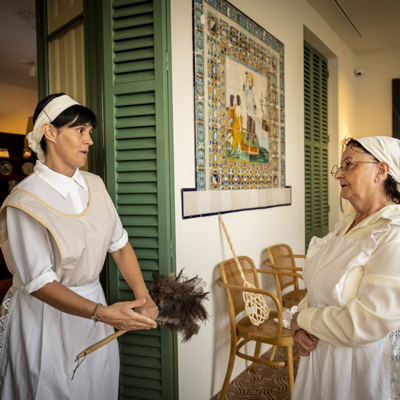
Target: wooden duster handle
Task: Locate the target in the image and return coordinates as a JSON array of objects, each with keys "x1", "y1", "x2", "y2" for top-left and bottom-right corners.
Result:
[
  {"x1": 72, "y1": 329, "x2": 128, "y2": 380},
  {"x1": 75, "y1": 329, "x2": 128, "y2": 360}
]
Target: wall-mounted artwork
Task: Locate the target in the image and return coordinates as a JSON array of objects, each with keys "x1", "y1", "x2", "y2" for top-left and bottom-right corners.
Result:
[{"x1": 182, "y1": 0, "x2": 291, "y2": 218}]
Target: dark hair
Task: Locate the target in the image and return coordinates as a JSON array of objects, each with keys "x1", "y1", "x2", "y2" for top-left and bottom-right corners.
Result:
[
  {"x1": 33, "y1": 93, "x2": 97, "y2": 154},
  {"x1": 345, "y1": 138, "x2": 400, "y2": 203}
]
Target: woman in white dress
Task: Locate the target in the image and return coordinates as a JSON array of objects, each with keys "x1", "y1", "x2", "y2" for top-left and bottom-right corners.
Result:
[
  {"x1": 291, "y1": 136, "x2": 400, "y2": 400},
  {"x1": 0, "y1": 93, "x2": 158, "y2": 400}
]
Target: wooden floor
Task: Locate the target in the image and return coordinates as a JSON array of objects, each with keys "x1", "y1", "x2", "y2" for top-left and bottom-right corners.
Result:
[{"x1": 211, "y1": 347, "x2": 299, "y2": 400}]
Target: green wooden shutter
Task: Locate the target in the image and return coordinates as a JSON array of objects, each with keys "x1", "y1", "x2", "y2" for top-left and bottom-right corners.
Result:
[
  {"x1": 304, "y1": 41, "x2": 329, "y2": 248},
  {"x1": 102, "y1": 1, "x2": 177, "y2": 399}
]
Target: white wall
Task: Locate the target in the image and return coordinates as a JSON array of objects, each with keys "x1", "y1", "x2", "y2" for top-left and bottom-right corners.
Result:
[
  {"x1": 355, "y1": 48, "x2": 400, "y2": 139},
  {"x1": 0, "y1": 83, "x2": 38, "y2": 134},
  {"x1": 171, "y1": 1, "x2": 359, "y2": 398}
]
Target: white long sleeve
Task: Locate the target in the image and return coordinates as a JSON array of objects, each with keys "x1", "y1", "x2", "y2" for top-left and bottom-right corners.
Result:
[{"x1": 298, "y1": 222, "x2": 400, "y2": 347}]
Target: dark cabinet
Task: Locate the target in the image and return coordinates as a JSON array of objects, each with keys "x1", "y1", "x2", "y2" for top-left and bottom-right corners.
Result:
[
  {"x1": 0, "y1": 132, "x2": 37, "y2": 298},
  {"x1": 0, "y1": 132, "x2": 37, "y2": 205}
]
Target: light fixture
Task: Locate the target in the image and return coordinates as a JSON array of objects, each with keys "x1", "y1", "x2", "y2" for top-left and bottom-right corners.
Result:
[{"x1": 20, "y1": 60, "x2": 37, "y2": 77}]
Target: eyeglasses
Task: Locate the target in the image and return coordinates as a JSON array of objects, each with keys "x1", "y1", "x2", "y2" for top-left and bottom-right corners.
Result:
[{"x1": 330, "y1": 160, "x2": 379, "y2": 177}]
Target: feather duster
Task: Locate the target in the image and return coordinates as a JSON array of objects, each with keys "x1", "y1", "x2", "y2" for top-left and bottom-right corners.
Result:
[
  {"x1": 150, "y1": 269, "x2": 209, "y2": 342},
  {"x1": 73, "y1": 270, "x2": 209, "y2": 378}
]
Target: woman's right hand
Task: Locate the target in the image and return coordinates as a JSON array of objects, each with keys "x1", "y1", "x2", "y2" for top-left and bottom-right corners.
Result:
[
  {"x1": 293, "y1": 329, "x2": 318, "y2": 356},
  {"x1": 97, "y1": 298, "x2": 158, "y2": 331}
]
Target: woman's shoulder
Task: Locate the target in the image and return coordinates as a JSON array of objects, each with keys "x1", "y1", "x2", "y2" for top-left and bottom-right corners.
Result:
[
  {"x1": 380, "y1": 204, "x2": 400, "y2": 222},
  {"x1": 373, "y1": 206, "x2": 400, "y2": 243},
  {"x1": 14, "y1": 172, "x2": 38, "y2": 191},
  {"x1": 80, "y1": 170, "x2": 103, "y2": 183},
  {"x1": 2, "y1": 174, "x2": 40, "y2": 203},
  {"x1": 80, "y1": 171, "x2": 108, "y2": 192}
]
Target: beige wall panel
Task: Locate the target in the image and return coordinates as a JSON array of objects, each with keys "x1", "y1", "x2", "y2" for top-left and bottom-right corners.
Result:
[
  {"x1": 49, "y1": 21, "x2": 86, "y2": 105},
  {"x1": 48, "y1": 21, "x2": 87, "y2": 170},
  {"x1": 0, "y1": 83, "x2": 38, "y2": 134},
  {"x1": 47, "y1": 0, "x2": 83, "y2": 35}
]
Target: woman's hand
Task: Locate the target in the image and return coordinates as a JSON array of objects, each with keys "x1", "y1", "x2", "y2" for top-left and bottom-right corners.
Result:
[
  {"x1": 293, "y1": 329, "x2": 318, "y2": 356},
  {"x1": 97, "y1": 298, "x2": 157, "y2": 331},
  {"x1": 291, "y1": 311, "x2": 318, "y2": 356},
  {"x1": 135, "y1": 294, "x2": 158, "y2": 321}
]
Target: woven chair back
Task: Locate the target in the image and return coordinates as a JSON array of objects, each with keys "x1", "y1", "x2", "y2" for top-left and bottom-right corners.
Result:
[
  {"x1": 219, "y1": 256, "x2": 260, "y2": 317},
  {"x1": 267, "y1": 244, "x2": 297, "y2": 290}
]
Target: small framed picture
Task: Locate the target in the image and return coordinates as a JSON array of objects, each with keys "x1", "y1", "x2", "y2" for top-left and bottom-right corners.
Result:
[{"x1": 0, "y1": 148, "x2": 10, "y2": 158}]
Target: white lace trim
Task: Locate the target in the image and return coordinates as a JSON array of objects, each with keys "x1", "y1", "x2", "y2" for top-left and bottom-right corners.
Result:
[
  {"x1": 0, "y1": 286, "x2": 18, "y2": 378},
  {"x1": 304, "y1": 220, "x2": 344, "y2": 268},
  {"x1": 306, "y1": 217, "x2": 400, "y2": 307},
  {"x1": 384, "y1": 327, "x2": 400, "y2": 399}
]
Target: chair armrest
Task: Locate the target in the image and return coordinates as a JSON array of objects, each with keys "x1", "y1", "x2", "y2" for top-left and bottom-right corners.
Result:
[
  {"x1": 265, "y1": 262, "x2": 303, "y2": 272},
  {"x1": 257, "y1": 268, "x2": 304, "y2": 282},
  {"x1": 293, "y1": 254, "x2": 306, "y2": 259}
]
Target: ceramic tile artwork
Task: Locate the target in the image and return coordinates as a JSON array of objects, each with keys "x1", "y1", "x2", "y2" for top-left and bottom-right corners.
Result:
[{"x1": 193, "y1": 0, "x2": 285, "y2": 193}]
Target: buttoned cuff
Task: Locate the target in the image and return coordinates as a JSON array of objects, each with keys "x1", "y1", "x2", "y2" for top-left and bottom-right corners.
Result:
[
  {"x1": 22, "y1": 270, "x2": 60, "y2": 295},
  {"x1": 108, "y1": 229, "x2": 129, "y2": 253},
  {"x1": 297, "y1": 293, "x2": 309, "y2": 312},
  {"x1": 297, "y1": 307, "x2": 319, "y2": 334}
]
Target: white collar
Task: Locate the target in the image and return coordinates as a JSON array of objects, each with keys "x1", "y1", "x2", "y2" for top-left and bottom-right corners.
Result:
[{"x1": 34, "y1": 161, "x2": 88, "y2": 199}]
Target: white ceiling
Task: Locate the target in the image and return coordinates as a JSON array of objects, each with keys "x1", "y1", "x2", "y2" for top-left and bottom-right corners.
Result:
[
  {"x1": 306, "y1": 0, "x2": 400, "y2": 55},
  {"x1": 0, "y1": 0, "x2": 37, "y2": 90},
  {"x1": 0, "y1": 0, "x2": 399, "y2": 91}
]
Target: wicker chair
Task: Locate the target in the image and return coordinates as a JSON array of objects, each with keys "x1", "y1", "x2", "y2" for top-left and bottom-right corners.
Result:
[
  {"x1": 266, "y1": 244, "x2": 307, "y2": 309},
  {"x1": 217, "y1": 256, "x2": 301, "y2": 399}
]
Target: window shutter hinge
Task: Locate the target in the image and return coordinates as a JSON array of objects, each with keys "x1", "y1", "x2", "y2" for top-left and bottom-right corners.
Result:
[{"x1": 166, "y1": 51, "x2": 169, "y2": 71}]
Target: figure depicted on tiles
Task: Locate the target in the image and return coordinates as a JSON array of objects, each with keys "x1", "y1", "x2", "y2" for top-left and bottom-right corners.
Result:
[{"x1": 193, "y1": 0, "x2": 285, "y2": 194}]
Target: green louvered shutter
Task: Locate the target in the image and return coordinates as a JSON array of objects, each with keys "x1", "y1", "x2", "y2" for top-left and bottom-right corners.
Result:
[
  {"x1": 304, "y1": 41, "x2": 329, "y2": 248},
  {"x1": 102, "y1": 1, "x2": 177, "y2": 399}
]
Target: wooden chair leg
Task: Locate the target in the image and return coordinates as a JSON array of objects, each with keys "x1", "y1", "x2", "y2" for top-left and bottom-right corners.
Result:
[
  {"x1": 285, "y1": 345, "x2": 294, "y2": 398},
  {"x1": 251, "y1": 342, "x2": 261, "y2": 371},
  {"x1": 219, "y1": 337, "x2": 238, "y2": 400},
  {"x1": 269, "y1": 345, "x2": 277, "y2": 362}
]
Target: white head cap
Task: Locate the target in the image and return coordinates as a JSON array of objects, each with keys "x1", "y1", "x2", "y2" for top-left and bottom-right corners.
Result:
[
  {"x1": 26, "y1": 95, "x2": 79, "y2": 162},
  {"x1": 356, "y1": 136, "x2": 400, "y2": 188}
]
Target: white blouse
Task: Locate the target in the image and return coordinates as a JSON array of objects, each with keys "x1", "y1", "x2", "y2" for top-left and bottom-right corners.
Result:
[
  {"x1": 297, "y1": 205, "x2": 400, "y2": 347},
  {"x1": 6, "y1": 161, "x2": 128, "y2": 295}
]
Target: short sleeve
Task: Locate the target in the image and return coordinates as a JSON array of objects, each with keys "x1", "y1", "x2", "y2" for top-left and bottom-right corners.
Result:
[
  {"x1": 108, "y1": 203, "x2": 129, "y2": 253},
  {"x1": 6, "y1": 207, "x2": 59, "y2": 295}
]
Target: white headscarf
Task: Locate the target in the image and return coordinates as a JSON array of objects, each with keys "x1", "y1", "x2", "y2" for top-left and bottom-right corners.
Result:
[
  {"x1": 26, "y1": 95, "x2": 79, "y2": 162},
  {"x1": 356, "y1": 136, "x2": 400, "y2": 189}
]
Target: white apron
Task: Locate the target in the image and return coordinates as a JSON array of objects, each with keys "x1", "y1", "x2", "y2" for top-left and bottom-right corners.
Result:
[
  {"x1": 293, "y1": 223, "x2": 400, "y2": 400},
  {"x1": 0, "y1": 172, "x2": 120, "y2": 400}
]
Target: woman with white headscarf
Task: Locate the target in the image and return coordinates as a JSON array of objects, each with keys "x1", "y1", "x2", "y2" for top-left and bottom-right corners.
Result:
[
  {"x1": 0, "y1": 93, "x2": 158, "y2": 400},
  {"x1": 291, "y1": 136, "x2": 400, "y2": 400}
]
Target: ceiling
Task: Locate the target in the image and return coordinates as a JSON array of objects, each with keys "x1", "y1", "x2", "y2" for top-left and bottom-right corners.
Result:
[
  {"x1": 0, "y1": 0, "x2": 37, "y2": 90},
  {"x1": 306, "y1": 0, "x2": 400, "y2": 55},
  {"x1": 0, "y1": 0, "x2": 399, "y2": 92}
]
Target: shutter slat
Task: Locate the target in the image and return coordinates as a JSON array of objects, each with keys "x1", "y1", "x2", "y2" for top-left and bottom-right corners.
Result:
[{"x1": 304, "y1": 41, "x2": 329, "y2": 248}]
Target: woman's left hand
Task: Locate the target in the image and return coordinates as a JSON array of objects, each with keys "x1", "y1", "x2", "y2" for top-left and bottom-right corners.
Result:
[
  {"x1": 291, "y1": 311, "x2": 319, "y2": 356},
  {"x1": 294, "y1": 329, "x2": 318, "y2": 356},
  {"x1": 135, "y1": 294, "x2": 159, "y2": 321}
]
